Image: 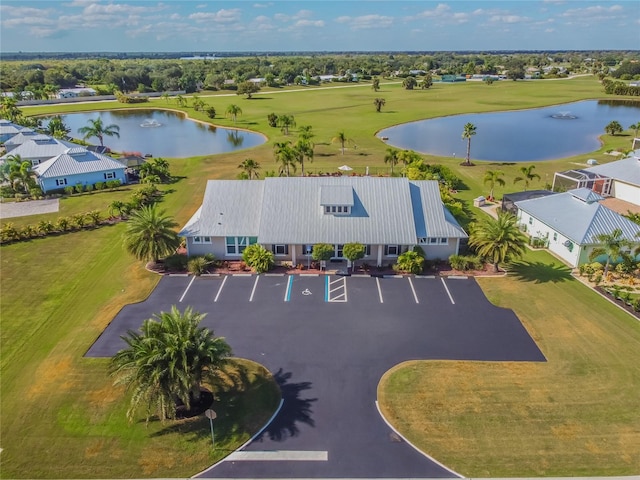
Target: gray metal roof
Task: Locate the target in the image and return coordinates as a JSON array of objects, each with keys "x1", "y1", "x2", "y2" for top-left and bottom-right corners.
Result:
[
  {"x1": 179, "y1": 180, "x2": 264, "y2": 237},
  {"x1": 319, "y1": 185, "x2": 354, "y2": 206},
  {"x1": 0, "y1": 122, "x2": 27, "y2": 136},
  {"x1": 0, "y1": 138, "x2": 76, "y2": 161},
  {"x1": 180, "y1": 177, "x2": 467, "y2": 245},
  {"x1": 569, "y1": 187, "x2": 604, "y2": 204},
  {"x1": 515, "y1": 191, "x2": 640, "y2": 245},
  {"x1": 584, "y1": 154, "x2": 640, "y2": 187},
  {"x1": 4, "y1": 131, "x2": 51, "y2": 148},
  {"x1": 34, "y1": 149, "x2": 126, "y2": 178}
]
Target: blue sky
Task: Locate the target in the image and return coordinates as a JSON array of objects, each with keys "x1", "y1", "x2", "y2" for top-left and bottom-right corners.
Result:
[{"x1": 1, "y1": 1, "x2": 638, "y2": 52}]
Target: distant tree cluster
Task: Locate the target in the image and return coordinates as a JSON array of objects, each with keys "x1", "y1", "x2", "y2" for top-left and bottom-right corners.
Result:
[{"x1": 602, "y1": 79, "x2": 640, "y2": 96}]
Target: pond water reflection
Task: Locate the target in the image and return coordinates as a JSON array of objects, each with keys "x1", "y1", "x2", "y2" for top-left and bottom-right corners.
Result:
[
  {"x1": 378, "y1": 100, "x2": 640, "y2": 162},
  {"x1": 55, "y1": 109, "x2": 265, "y2": 158}
]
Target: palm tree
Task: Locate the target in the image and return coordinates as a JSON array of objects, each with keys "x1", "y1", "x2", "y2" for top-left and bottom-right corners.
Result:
[
  {"x1": 483, "y1": 170, "x2": 505, "y2": 200},
  {"x1": 277, "y1": 114, "x2": 296, "y2": 135},
  {"x1": 372, "y1": 77, "x2": 380, "y2": 92},
  {"x1": 629, "y1": 122, "x2": 640, "y2": 138},
  {"x1": 605, "y1": 120, "x2": 623, "y2": 136},
  {"x1": 468, "y1": 211, "x2": 528, "y2": 272},
  {"x1": 294, "y1": 139, "x2": 314, "y2": 176},
  {"x1": 273, "y1": 141, "x2": 296, "y2": 176},
  {"x1": 298, "y1": 124, "x2": 314, "y2": 142},
  {"x1": 513, "y1": 165, "x2": 541, "y2": 191},
  {"x1": 110, "y1": 305, "x2": 231, "y2": 421},
  {"x1": 238, "y1": 158, "x2": 261, "y2": 180},
  {"x1": 161, "y1": 93, "x2": 170, "y2": 103},
  {"x1": 77, "y1": 117, "x2": 120, "y2": 147},
  {"x1": 225, "y1": 104, "x2": 242, "y2": 123},
  {"x1": 175, "y1": 95, "x2": 187, "y2": 108},
  {"x1": 373, "y1": 98, "x2": 386, "y2": 113},
  {"x1": 109, "y1": 200, "x2": 126, "y2": 218},
  {"x1": 402, "y1": 76, "x2": 417, "y2": 90},
  {"x1": 589, "y1": 228, "x2": 633, "y2": 277},
  {"x1": 384, "y1": 147, "x2": 400, "y2": 175},
  {"x1": 331, "y1": 130, "x2": 353, "y2": 155},
  {"x1": 461, "y1": 122, "x2": 476, "y2": 166},
  {"x1": 123, "y1": 205, "x2": 181, "y2": 264},
  {"x1": 7, "y1": 155, "x2": 34, "y2": 194},
  {"x1": 45, "y1": 115, "x2": 70, "y2": 139}
]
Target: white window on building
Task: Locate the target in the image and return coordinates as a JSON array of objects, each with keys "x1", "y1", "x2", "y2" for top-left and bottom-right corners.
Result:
[
  {"x1": 528, "y1": 216, "x2": 533, "y2": 225},
  {"x1": 418, "y1": 237, "x2": 428, "y2": 245},
  {"x1": 104, "y1": 172, "x2": 116, "y2": 180},
  {"x1": 273, "y1": 244, "x2": 289, "y2": 255},
  {"x1": 364, "y1": 245, "x2": 371, "y2": 256},
  {"x1": 193, "y1": 236, "x2": 212, "y2": 244},
  {"x1": 385, "y1": 245, "x2": 400, "y2": 256},
  {"x1": 440, "y1": 238, "x2": 448, "y2": 244},
  {"x1": 226, "y1": 236, "x2": 257, "y2": 254},
  {"x1": 55, "y1": 178, "x2": 68, "y2": 186}
]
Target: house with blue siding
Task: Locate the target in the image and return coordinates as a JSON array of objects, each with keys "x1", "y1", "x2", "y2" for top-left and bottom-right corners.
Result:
[
  {"x1": 180, "y1": 177, "x2": 467, "y2": 266},
  {"x1": 0, "y1": 137, "x2": 77, "y2": 166},
  {"x1": 33, "y1": 147, "x2": 127, "y2": 193}
]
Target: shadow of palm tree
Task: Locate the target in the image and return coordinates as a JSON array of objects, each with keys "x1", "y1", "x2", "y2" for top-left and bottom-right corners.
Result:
[
  {"x1": 256, "y1": 368, "x2": 317, "y2": 442},
  {"x1": 508, "y1": 260, "x2": 573, "y2": 284}
]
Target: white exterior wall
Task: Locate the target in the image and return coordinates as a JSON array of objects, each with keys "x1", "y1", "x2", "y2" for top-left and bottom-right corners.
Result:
[
  {"x1": 186, "y1": 237, "x2": 226, "y2": 258},
  {"x1": 612, "y1": 181, "x2": 640, "y2": 206},
  {"x1": 421, "y1": 241, "x2": 459, "y2": 261},
  {"x1": 518, "y1": 211, "x2": 582, "y2": 267}
]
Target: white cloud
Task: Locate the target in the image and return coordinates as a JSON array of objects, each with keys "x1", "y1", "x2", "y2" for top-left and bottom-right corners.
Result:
[
  {"x1": 274, "y1": 13, "x2": 289, "y2": 22},
  {"x1": 561, "y1": 4, "x2": 624, "y2": 18},
  {"x1": 294, "y1": 19, "x2": 324, "y2": 28},
  {"x1": 253, "y1": 3, "x2": 272, "y2": 8},
  {"x1": 489, "y1": 15, "x2": 530, "y2": 24},
  {"x1": 188, "y1": 9, "x2": 241, "y2": 23},
  {"x1": 416, "y1": 3, "x2": 451, "y2": 18}
]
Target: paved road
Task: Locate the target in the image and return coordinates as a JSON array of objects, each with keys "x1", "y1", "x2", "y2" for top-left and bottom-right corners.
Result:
[{"x1": 87, "y1": 274, "x2": 545, "y2": 478}]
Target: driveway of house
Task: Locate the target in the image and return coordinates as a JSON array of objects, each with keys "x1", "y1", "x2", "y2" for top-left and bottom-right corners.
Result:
[
  {"x1": 0, "y1": 198, "x2": 59, "y2": 219},
  {"x1": 87, "y1": 274, "x2": 545, "y2": 478}
]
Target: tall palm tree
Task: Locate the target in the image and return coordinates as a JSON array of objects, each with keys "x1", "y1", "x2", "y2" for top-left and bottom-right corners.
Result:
[
  {"x1": 123, "y1": 205, "x2": 180, "y2": 264},
  {"x1": 273, "y1": 141, "x2": 296, "y2": 177},
  {"x1": 461, "y1": 122, "x2": 477, "y2": 166},
  {"x1": 513, "y1": 165, "x2": 541, "y2": 191},
  {"x1": 384, "y1": 147, "x2": 399, "y2": 175},
  {"x1": 110, "y1": 305, "x2": 232, "y2": 421},
  {"x1": 45, "y1": 115, "x2": 71, "y2": 139},
  {"x1": 469, "y1": 211, "x2": 528, "y2": 272},
  {"x1": 483, "y1": 170, "x2": 505, "y2": 200},
  {"x1": 238, "y1": 158, "x2": 261, "y2": 180},
  {"x1": 294, "y1": 139, "x2": 314, "y2": 176},
  {"x1": 331, "y1": 130, "x2": 353, "y2": 155},
  {"x1": 77, "y1": 117, "x2": 120, "y2": 147},
  {"x1": 298, "y1": 124, "x2": 315, "y2": 142},
  {"x1": 225, "y1": 104, "x2": 242, "y2": 123},
  {"x1": 589, "y1": 228, "x2": 633, "y2": 277},
  {"x1": 629, "y1": 122, "x2": 640, "y2": 138},
  {"x1": 277, "y1": 114, "x2": 296, "y2": 135},
  {"x1": 175, "y1": 95, "x2": 188, "y2": 108},
  {"x1": 373, "y1": 98, "x2": 386, "y2": 113}
]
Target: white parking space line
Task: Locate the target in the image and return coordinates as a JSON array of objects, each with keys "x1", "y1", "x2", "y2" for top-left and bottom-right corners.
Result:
[
  {"x1": 284, "y1": 275, "x2": 293, "y2": 302},
  {"x1": 226, "y1": 450, "x2": 328, "y2": 461},
  {"x1": 178, "y1": 276, "x2": 196, "y2": 303},
  {"x1": 327, "y1": 276, "x2": 347, "y2": 302},
  {"x1": 249, "y1": 275, "x2": 260, "y2": 302},
  {"x1": 376, "y1": 277, "x2": 384, "y2": 303},
  {"x1": 214, "y1": 276, "x2": 228, "y2": 303},
  {"x1": 407, "y1": 277, "x2": 419, "y2": 304},
  {"x1": 441, "y1": 278, "x2": 455, "y2": 305}
]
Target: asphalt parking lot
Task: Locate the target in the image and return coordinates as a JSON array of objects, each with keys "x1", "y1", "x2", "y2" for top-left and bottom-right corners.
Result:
[{"x1": 87, "y1": 273, "x2": 545, "y2": 478}]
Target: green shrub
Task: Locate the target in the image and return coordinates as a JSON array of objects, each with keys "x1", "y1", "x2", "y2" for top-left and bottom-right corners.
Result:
[
  {"x1": 633, "y1": 298, "x2": 640, "y2": 312},
  {"x1": 343, "y1": 243, "x2": 366, "y2": 266},
  {"x1": 64, "y1": 186, "x2": 74, "y2": 196},
  {"x1": 413, "y1": 245, "x2": 425, "y2": 258},
  {"x1": 393, "y1": 251, "x2": 425, "y2": 274},
  {"x1": 449, "y1": 254, "x2": 483, "y2": 271},
  {"x1": 87, "y1": 210, "x2": 102, "y2": 226},
  {"x1": 84, "y1": 184, "x2": 94, "y2": 193},
  {"x1": 163, "y1": 254, "x2": 188, "y2": 272},
  {"x1": 188, "y1": 256, "x2": 213, "y2": 276},
  {"x1": 242, "y1": 244, "x2": 274, "y2": 273},
  {"x1": 94, "y1": 182, "x2": 106, "y2": 190},
  {"x1": 311, "y1": 243, "x2": 334, "y2": 262}
]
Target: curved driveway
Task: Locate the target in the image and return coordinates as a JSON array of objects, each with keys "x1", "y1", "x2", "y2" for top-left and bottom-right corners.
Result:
[{"x1": 87, "y1": 274, "x2": 545, "y2": 478}]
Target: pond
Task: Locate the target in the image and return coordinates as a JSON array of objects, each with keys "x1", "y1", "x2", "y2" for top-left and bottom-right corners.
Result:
[
  {"x1": 378, "y1": 100, "x2": 640, "y2": 162},
  {"x1": 53, "y1": 109, "x2": 265, "y2": 158}
]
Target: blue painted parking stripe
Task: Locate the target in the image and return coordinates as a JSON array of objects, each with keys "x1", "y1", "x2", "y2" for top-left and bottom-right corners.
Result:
[
  {"x1": 325, "y1": 275, "x2": 329, "y2": 302},
  {"x1": 284, "y1": 275, "x2": 293, "y2": 302}
]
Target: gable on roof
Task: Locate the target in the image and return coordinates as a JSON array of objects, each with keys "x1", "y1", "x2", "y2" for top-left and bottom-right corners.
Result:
[
  {"x1": 34, "y1": 148, "x2": 126, "y2": 178},
  {"x1": 515, "y1": 191, "x2": 639, "y2": 245}
]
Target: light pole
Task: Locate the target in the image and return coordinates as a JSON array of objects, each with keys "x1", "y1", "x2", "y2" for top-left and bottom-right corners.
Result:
[{"x1": 205, "y1": 409, "x2": 217, "y2": 449}]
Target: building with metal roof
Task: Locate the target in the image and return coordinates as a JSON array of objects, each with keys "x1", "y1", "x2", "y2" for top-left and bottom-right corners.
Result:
[
  {"x1": 552, "y1": 151, "x2": 640, "y2": 206},
  {"x1": 180, "y1": 177, "x2": 468, "y2": 266},
  {"x1": 33, "y1": 148, "x2": 127, "y2": 193},
  {"x1": 4, "y1": 130, "x2": 52, "y2": 152},
  {"x1": 0, "y1": 120, "x2": 30, "y2": 143},
  {"x1": 515, "y1": 188, "x2": 640, "y2": 267},
  {"x1": 0, "y1": 137, "x2": 77, "y2": 166}
]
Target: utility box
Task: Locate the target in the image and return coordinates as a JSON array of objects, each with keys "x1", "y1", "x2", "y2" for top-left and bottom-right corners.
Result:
[{"x1": 473, "y1": 196, "x2": 486, "y2": 207}]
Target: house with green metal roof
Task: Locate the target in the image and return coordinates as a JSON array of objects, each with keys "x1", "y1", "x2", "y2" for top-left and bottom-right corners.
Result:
[
  {"x1": 515, "y1": 188, "x2": 640, "y2": 267},
  {"x1": 180, "y1": 177, "x2": 468, "y2": 267}
]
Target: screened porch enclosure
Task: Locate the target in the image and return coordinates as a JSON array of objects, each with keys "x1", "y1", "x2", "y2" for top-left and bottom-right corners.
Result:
[{"x1": 552, "y1": 169, "x2": 612, "y2": 196}]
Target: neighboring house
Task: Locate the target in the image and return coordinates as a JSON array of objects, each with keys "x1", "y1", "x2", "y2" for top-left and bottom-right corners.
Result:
[
  {"x1": 0, "y1": 120, "x2": 30, "y2": 143},
  {"x1": 4, "y1": 130, "x2": 51, "y2": 152},
  {"x1": 33, "y1": 147, "x2": 127, "y2": 193},
  {"x1": 56, "y1": 88, "x2": 97, "y2": 99},
  {"x1": 0, "y1": 137, "x2": 77, "y2": 166},
  {"x1": 180, "y1": 177, "x2": 468, "y2": 266},
  {"x1": 515, "y1": 188, "x2": 640, "y2": 267}
]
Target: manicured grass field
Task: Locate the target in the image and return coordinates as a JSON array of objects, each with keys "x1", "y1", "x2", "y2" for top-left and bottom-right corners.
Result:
[
  {"x1": 378, "y1": 249, "x2": 640, "y2": 477},
  {"x1": 2, "y1": 77, "x2": 639, "y2": 477}
]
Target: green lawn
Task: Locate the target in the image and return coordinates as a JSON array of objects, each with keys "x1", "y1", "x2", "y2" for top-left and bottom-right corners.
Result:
[
  {"x1": 378, "y1": 249, "x2": 640, "y2": 477},
  {"x1": 2, "y1": 77, "x2": 640, "y2": 477}
]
